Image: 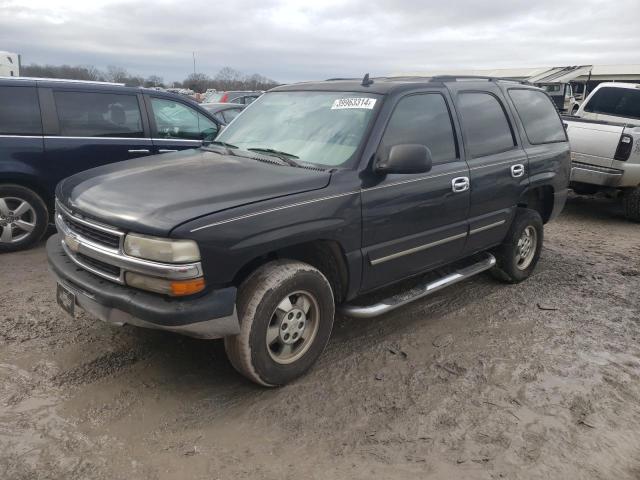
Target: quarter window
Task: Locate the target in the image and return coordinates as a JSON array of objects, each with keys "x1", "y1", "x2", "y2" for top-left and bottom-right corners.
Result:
[
  {"x1": 458, "y1": 92, "x2": 515, "y2": 157},
  {"x1": 380, "y1": 93, "x2": 458, "y2": 165},
  {"x1": 150, "y1": 98, "x2": 218, "y2": 141},
  {"x1": 54, "y1": 91, "x2": 143, "y2": 138},
  {"x1": 508, "y1": 89, "x2": 566, "y2": 144},
  {"x1": 0, "y1": 86, "x2": 42, "y2": 135}
]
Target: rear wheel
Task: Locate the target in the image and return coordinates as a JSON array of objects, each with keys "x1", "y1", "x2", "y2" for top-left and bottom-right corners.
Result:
[
  {"x1": 490, "y1": 208, "x2": 544, "y2": 283},
  {"x1": 623, "y1": 187, "x2": 640, "y2": 222},
  {"x1": 0, "y1": 184, "x2": 48, "y2": 253},
  {"x1": 224, "y1": 260, "x2": 335, "y2": 386}
]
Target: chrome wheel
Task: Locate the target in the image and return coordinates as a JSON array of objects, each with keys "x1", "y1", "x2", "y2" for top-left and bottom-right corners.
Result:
[
  {"x1": 266, "y1": 290, "x2": 320, "y2": 365},
  {"x1": 0, "y1": 197, "x2": 37, "y2": 244},
  {"x1": 515, "y1": 225, "x2": 537, "y2": 270}
]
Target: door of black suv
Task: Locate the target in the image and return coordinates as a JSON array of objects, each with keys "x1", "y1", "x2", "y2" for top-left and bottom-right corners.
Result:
[
  {"x1": 360, "y1": 90, "x2": 470, "y2": 292},
  {"x1": 447, "y1": 84, "x2": 529, "y2": 254}
]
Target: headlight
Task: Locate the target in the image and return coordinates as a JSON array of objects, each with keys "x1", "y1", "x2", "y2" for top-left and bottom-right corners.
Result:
[{"x1": 124, "y1": 233, "x2": 200, "y2": 263}]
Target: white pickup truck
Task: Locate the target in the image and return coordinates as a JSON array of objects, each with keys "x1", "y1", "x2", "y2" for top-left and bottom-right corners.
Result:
[{"x1": 564, "y1": 82, "x2": 640, "y2": 221}]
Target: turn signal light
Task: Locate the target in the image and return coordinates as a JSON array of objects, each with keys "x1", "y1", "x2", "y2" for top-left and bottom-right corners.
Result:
[{"x1": 170, "y1": 278, "x2": 206, "y2": 297}]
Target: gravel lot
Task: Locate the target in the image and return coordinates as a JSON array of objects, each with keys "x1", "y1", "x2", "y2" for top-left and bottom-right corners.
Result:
[{"x1": 1, "y1": 194, "x2": 639, "y2": 480}]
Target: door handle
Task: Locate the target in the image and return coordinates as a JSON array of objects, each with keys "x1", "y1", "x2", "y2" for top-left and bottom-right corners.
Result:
[
  {"x1": 158, "y1": 149, "x2": 178, "y2": 153},
  {"x1": 451, "y1": 176, "x2": 470, "y2": 193},
  {"x1": 128, "y1": 149, "x2": 150, "y2": 154},
  {"x1": 511, "y1": 164, "x2": 525, "y2": 178}
]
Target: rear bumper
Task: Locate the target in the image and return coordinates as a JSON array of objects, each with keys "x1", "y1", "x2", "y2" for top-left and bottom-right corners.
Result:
[
  {"x1": 570, "y1": 161, "x2": 623, "y2": 187},
  {"x1": 47, "y1": 235, "x2": 239, "y2": 339}
]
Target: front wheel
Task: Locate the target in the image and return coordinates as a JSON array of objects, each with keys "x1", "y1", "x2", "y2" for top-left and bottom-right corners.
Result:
[
  {"x1": 0, "y1": 184, "x2": 49, "y2": 253},
  {"x1": 224, "y1": 260, "x2": 335, "y2": 386},
  {"x1": 490, "y1": 208, "x2": 544, "y2": 283}
]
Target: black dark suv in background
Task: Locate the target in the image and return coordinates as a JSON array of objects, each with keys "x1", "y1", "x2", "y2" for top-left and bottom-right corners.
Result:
[
  {"x1": 48, "y1": 75, "x2": 570, "y2": 386},
  {"x1": 0, "y1": 77, "x2": 222, "y2": 252}
]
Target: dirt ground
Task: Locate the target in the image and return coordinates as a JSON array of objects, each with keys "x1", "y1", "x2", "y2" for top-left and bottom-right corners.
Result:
[{"x1": 1, "y1": 194, "x2": 639, "y2": 480}]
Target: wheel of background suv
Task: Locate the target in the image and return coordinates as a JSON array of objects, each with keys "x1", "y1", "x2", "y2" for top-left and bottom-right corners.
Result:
[
  {"x1": 623, "y1": 187, "x2": 640, "y2": 222},
  {"x1": 0, "y1": 184, "x2": 49, "y2": 253},
  {"x1": 571, "y1": 105, "x2": 580, "y2": 116},
  {"x1": 490, "y1": 208, "x2": 544, "y2": 284},
  {"x1": 224, "y1": 260, "x2": 335, "y2": 387}
]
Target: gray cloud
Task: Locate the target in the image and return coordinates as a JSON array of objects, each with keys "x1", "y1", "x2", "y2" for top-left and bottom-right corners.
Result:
[{"x1": 1, "y1": 0, "x2": 639, "y2": 83}]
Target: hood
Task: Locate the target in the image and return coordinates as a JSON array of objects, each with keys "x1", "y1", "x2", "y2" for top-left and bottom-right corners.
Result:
[{"x1": 57, "y1": 149, "x2": 331, "y2": 236}]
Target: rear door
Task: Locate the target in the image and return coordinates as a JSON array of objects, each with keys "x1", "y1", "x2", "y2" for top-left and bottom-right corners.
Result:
[
  {"x1": 449, "y1": 85, "x2": 528, "y2": 254},
  {"x1": 361, "y1": 90, "x2": 470, "y2": 292},
  {"x1": 145, "y1": 95, "x2": 219, "y2": 154},
  {"x1": 42, "y1": 87, "x2": 152, "y2": 189},
  {"x1": 0, "y1": 83, "x2": 45, "y2": 191},
  {"x1": 505, "y1": 88, "x2": 571, "y2": 191}
]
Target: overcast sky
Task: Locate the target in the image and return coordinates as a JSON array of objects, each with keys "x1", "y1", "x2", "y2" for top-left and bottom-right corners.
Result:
[{"x1": 2, "y1": 0, "x2": 639, "y2": 83}]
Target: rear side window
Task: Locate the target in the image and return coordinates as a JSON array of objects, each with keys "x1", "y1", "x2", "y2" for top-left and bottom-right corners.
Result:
[
  {"x1": 584, "y1": 87, "x2": 640, "y2": 120},
  {"x1": 54, "y1": 91, "x2": 144, "y2": 138},
  {"x1": 0, "y1": 86, "x2": 42, "y2": 135},
  {"x1": 458, "y1": 92, "x2": 515, "y2": 158},
  {"x1": 508, "y1": 89, "x2": 566, "y2": 144},
  {"x1": 380, "y1": 93, "x2": 457, "y2": 165}
]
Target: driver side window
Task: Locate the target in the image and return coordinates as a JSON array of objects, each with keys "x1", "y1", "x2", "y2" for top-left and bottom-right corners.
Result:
[{"x1": 150, "y1": 97, "x2": 218, "y2": 140}]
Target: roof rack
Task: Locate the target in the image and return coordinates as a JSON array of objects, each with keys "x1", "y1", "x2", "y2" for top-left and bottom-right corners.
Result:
[
  {"x1": 0, "y1": 76, "x2": 126, "y2": 86},
  {"x1": 429, "y1": 75, "x2": 530, "y2": 85},
  {"x1": 324, "y1": 77, "x2": 358, "y2": 81}
]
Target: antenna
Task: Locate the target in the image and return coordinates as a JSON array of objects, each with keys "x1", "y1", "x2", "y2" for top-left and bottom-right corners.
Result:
[{"x1": 361, "y1": 73, "x2": 374, "y2": 87}]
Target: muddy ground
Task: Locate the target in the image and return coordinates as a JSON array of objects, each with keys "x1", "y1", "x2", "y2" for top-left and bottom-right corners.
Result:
[{"x1": 1, "y1": 194, "x2": 639, "y2": 480}]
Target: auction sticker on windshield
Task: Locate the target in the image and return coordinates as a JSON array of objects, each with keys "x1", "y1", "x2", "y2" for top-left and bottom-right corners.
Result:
[{"x1": 331, "y1": 98, "x2": 377, "y2": 110}]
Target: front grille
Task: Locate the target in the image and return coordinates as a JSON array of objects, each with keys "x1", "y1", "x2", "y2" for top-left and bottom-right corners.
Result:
[
  {"x1": 77, "y1": 253, "x2": 121, "y2": 278},
  {"x1": 61, "y1": 214, "x2": 121, "y2": 249}
]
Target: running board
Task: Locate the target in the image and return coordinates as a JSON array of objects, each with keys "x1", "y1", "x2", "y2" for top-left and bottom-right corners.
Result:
[{"x1": 341, "y1": 253, "x2": 496, "y2": 319}]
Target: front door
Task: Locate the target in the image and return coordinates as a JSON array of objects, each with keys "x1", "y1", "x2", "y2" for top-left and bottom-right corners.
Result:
[
  {"x1": 448, "y1": 86, "x2": 529, "y2": 254},
  {"x1": 145, "y1": 96, "x2": 219, "y2": 154},
  {"x1": 361, "y1": 91, "x2": 470, "y2": 292}
]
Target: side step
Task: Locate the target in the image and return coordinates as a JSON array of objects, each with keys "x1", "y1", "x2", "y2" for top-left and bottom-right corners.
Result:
[{"x1": 340, "y1": 253, "x2": 496, "y2": 319}]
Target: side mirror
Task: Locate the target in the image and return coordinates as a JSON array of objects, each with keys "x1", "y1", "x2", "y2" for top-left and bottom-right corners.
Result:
[{"x1": 376, "y1": 144, "x2": 432, "y2": 174}]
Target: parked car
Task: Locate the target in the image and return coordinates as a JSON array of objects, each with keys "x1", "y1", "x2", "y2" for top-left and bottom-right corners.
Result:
[
  {"x1": 0, "y1": 77, "x2": 222, "y2": 252},
  {"x1": 47, "y1": 75, "x2": 570, "y2": 386},
  {"x1": 201, "y1": 102, "x2": 246, "y2": 126},
  {"x1": 204, "y1": 90, "x2": 262, "y2": 105},
  {"x1": 564, "y1": 82, "x2": 640, "y2": 220}
]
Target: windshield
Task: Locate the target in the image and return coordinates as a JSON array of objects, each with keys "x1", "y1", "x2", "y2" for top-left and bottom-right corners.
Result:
[{"x1": 215, "y1": 91, "x2": 380, "y2": 167}]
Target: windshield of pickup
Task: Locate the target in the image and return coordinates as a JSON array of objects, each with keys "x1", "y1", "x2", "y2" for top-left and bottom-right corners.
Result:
[{"x1": 214, "y1": 91, "x2": 380, "y2": 167}]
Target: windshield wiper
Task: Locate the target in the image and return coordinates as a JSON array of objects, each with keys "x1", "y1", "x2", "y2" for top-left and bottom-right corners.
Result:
[{"x1": 247, "y1": 147, "x2": 300, "y2": 167}]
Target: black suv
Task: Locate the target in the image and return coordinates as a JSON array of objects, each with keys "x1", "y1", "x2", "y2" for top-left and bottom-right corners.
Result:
[
  {"x1": 48, "y1": 75, "x2": 570, "y2": 386},
  {"x1": 0, "y1": 77, "x2": 221, "y2": 252}
]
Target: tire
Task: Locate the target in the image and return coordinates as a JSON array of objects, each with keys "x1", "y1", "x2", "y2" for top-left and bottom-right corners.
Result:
[
  {"x1": 490, "y1": 208, "x2": 544, "y2": 284},
  {"x1": 0, "y1": 184, "x2": 49, "y2": 253},
  {"x1": 224, "y1": 260, "x2": 335, "y2": 387},
  {"x1": 623, "y1": 187, "x2": 640, "y2": 222},
  {"x1": 571, "y1": 105, "x2": 579, "y2": 116}
]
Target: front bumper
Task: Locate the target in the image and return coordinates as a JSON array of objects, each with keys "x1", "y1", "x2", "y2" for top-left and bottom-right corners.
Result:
[{"x1": 47, "y1": 235, "x2": 239, "y2": 339}]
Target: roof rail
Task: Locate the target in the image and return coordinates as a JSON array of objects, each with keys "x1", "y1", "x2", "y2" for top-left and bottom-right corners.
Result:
[
  {"x1": 324, "y1": 77, "x2": 358, "y2": 81},
  {"x1": 429, "y1": 75, "x2": 530, "y2": 85},
  {"x1": 0, "y1": 76, "x2": 126, "y2": 86}
]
